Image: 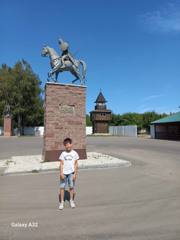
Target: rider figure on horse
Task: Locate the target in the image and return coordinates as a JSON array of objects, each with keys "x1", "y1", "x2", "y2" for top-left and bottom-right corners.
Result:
[{"x1": 58, "y1": 39, "x2": 78, "y2": 69}]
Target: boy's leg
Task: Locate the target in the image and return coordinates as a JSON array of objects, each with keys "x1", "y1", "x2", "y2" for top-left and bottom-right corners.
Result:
[
  {"x1": 60, "y1": 188, "x2": 65, "y2": 202},
  {"x1": 73, "y1": 191, "x2": 76, "y2": 200},
  {"x1": 68, "y1": 173, "x2": 76, "y2": 208},
  {"x1": 59, "y1": 188, "x2": 64, "y2": 210},
  {"x1": 59, "y1": 176, "x2": 66, "y2": 210},
  {"x1": 69, "y1": 188, "x2": 74, "y2": 201},
  {"x1": 69, "y1": 187, "x2": 76, "y2": 208},
  {"x1": 59, "y1": 175, "x2": 66, "y2": 202},
  {"x1": 68, "y1": 173, "x2": 76, "y2": 200}
]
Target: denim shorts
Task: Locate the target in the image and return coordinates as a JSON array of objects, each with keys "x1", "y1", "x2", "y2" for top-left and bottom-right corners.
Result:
[{"x1": 60, "y1": 172, "x2": 75, "y2": 189}]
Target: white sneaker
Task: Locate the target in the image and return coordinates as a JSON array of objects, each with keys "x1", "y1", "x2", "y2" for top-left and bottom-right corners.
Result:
[
  {"x1": 70, "y1": 200, "x2": 76, "y2": 208},
  {"x1": 59, "y1": 201, "x2": 64, "y2": 210}
]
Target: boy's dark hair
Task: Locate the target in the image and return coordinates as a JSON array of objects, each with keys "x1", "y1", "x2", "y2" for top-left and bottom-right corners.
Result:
[{"x1": 63, "y1": 138, "x2": 72, "y2": 145}]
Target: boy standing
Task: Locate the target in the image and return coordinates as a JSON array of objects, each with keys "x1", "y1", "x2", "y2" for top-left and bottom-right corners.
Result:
[{"x1": 59, "y1": 138, "x2": 79, "y2": 210}]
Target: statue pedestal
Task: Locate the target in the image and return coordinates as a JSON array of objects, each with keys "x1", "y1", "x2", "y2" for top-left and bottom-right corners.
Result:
[
  {"x1": 4, "y1": 116, "x2": 12, "y2": 137},
  {"x1": 43, "y1": 82, "x2": 87, "y2": 161}
]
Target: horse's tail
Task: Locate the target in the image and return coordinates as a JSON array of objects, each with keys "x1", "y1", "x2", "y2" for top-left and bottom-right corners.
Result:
[{"x1": 79, "y1": 60, "x2": 86, "y2": 80}]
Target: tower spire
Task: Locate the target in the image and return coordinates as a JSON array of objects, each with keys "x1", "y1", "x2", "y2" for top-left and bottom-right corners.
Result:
[{"x1": 95, "y1": 91, "x2": 107, "y2": 104}]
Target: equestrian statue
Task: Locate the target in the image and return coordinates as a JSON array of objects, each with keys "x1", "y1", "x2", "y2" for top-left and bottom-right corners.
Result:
[{"x1": 41, "y1": 38, "x2": 86, "y2": 85}]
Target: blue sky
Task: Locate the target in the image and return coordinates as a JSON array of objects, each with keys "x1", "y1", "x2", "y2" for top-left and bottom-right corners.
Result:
[{"x1": 0, "y1": 0, "x2": 180, "y2": 114}]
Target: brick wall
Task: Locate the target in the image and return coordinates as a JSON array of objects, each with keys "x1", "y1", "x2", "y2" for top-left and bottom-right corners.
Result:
[{"x1": 43, "y1": 83, "x2": 87, "y2": 161}]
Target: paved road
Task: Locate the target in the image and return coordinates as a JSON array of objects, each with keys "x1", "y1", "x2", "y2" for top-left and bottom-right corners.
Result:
[
  {"x1": 0, "y1": 136, "x2": 43, "y2": 160},
  {"x1": 0, "y1": 136, "x2": 180, "y2": 239}
]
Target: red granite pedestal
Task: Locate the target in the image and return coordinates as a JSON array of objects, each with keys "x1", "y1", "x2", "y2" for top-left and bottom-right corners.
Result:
[
  {"x1": 43, "y1": 82, "x2": 87, "y2": 161},
  {"x1": 4, "y1": 116, "x2": 12, "y2": 137}
]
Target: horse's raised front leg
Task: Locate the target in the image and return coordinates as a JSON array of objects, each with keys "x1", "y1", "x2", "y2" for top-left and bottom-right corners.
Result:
[
  {"x1": 71, "y1": 66, "x2": 81, "y2": 84},
  {"x1": 55, "y1": 71, "x2": 59, "y2": 82},
  {"x1": 48, "y1": 71, "x2": 56, "y2": 82},
  {"x1": 47, "y1": 71, "x2": 52, "y2": 82}
]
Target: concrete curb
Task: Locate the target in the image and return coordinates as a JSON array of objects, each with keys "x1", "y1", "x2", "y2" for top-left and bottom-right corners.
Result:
[{"x1": 1, "y1": 152, "x2": 131, "y2": 176}]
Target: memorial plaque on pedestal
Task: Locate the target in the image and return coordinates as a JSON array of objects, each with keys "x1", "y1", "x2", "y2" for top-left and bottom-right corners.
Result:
[{"x1": 43, "y1": 82, "x2": 87, "y2": 161}]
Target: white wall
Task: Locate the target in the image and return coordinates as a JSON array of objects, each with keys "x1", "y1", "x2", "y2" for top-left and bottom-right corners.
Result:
[
  {"x1": 150, "y1": 125, "x2": 155, "y2": 139},
  {"x1": 1, "y1": 125, "x2": 138, "y2": 137},
  {"x1": 86, "y1": 126, "x2": 92, "y2": 135},
  {"x1": 13, "y1": 127, "x2": 44, "y2": 136},
  {"x1": 0, "y1": 126, "x2": 92, "y2": 136},
  {"x1": 109, "y1": 125, "x2": 137, "y2": 137},
  {"x1": 0, "y1": 127, "x2": 3, "y2": 135}
]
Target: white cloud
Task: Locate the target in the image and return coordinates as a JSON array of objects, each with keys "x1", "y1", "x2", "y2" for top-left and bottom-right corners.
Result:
[
  {"x1": 140, "y1": 3, "x2": 180, "y2": 33},
  {"x1": 142, "y1": 94, "x2": 166, "y2": 101},
  {"x1": 137, "y1": 105, "x2": 177, "y2": 114},
  {"x1": 137, "y1": 94, "x2": 167, "y2": 113}
]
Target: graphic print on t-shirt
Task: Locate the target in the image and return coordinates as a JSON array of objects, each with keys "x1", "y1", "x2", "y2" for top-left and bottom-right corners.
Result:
[{"x1": 64, "y1": 154, "x2": 73, "y2": 161}]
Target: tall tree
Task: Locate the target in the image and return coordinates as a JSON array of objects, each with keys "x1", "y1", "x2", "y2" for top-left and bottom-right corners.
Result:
[
  {"x1": 0, "y1": 60, "x2": 44, "y2": 135},
  {"x1": 0, "y1": 64, "x2": 14, "y2": 125},
  {"x1": 142, "y1": 111, "x2": 167, "y2": 132},
  {"x1": 86, "y1": 114, "x2": 92, "y2": 126}
]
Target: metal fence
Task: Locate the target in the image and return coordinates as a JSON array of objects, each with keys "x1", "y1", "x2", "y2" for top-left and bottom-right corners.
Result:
[
  {"x1": 0, "y1": 126, "x2": 93, "y2": 136},
  {"x1": 109, "y1": 125, "x2": 137, "y2": 137}
]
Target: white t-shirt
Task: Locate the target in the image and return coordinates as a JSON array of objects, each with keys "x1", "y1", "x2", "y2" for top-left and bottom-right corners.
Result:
[{"x1": 59, "y1": 150, "x2": 79, "y2": 174}]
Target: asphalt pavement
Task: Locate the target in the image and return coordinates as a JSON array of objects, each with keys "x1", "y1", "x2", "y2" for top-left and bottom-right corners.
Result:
[{"x1": 0, "y1": 136, "x2": 180, "y2": 240}]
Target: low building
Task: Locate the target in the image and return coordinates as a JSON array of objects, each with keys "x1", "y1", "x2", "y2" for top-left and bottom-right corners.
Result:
[
  {"x1": 90, "y1": 91, "x2": 112, "y2": 134},
  {"x1": 150, "y1": 112, "x2": 180, "y2": 140}
]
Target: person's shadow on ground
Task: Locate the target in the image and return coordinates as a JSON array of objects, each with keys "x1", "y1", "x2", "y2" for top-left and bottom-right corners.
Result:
[{"x1": 59, "y1": 190, "x2": 70, "y2": 202}]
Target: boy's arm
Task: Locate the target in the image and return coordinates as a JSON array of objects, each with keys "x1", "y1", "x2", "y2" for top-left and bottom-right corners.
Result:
[
  {"x1": 60, "y1": 160, "x2": 64, "y2": 179},
  {"x1": 73, "y1": 151, "x2": 79, "y2": 179},
  {"x1": 74, "y1": 160, "x2": 78, "y2": 178}
]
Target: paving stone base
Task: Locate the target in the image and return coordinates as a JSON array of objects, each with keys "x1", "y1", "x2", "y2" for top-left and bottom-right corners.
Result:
[{"x1": 2, "y1": 152, "x2": 131, "y2": 175}]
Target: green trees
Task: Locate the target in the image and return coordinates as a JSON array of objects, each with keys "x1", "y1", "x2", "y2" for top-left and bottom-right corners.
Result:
[
  {"x1": 111, "y1": 112, "x2": 143, "y2": 128},
  {"x1": 0, "y1": 60, "x2": 44, "y2": 135},
  {"x1": 86, "y1": 114, "x2": 92, "y2": 126},
  {"x1": 110, "y1": 111, "x2": 168, "y2": 132}
]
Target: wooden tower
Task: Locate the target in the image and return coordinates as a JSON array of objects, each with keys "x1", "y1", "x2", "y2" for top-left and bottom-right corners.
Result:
[{"x1": 90, "y1": 91, "x2": 112, "y2": 133}]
